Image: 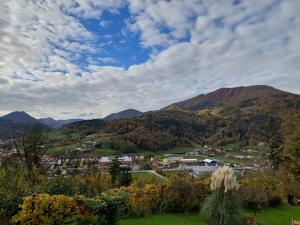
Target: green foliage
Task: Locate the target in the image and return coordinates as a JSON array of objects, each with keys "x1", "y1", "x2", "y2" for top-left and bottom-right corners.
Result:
[
  {"x1": 283, "y1": 112, "x2": 300, "y2": 177},
  {"x1": 13, "y1": 125, "x2": 49, "y2": 171},
  {"x1": 269, "y1": 196, "x2": 282, "y2": 208},
  {"x1": 60, "y1": 119, "x2": 106, "y2": 136},
  {"x1": 163, "y1": 176, "x2": 210, "y2": 213},
  {"x1": 239, "y1": 171, "x2": 279, "y2": 215},
  {"x1": 47, "y1": 175, "x2": 78, "y2": 196},
  {"x1": 201, "y1": 167, "x2": 243, "y2": 225},
  {"x1": 266, "y1": 117, "x2": 283, "y2": 168},
  {"x1": 109, "y1": 155, "x2": 121, "y2": 185},
  {"x1": 109, "y1": 155, "x2": 132, "y2": 187},
  {"x1": 0, "y1": 164, "x2": 47, "y2": 217},
  {"x1": 202, "y1": 190, "x2": 243, "y2": 225}
]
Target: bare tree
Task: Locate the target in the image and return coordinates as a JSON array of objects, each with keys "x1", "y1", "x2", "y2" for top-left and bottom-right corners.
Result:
[{"x1": 13, "y1": 125, "x2": 48, "y2": 171}]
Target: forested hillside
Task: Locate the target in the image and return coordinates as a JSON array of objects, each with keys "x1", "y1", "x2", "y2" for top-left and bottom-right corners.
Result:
[{"x1": 60, "y1": 85, "x2": 300, "y2": 152}]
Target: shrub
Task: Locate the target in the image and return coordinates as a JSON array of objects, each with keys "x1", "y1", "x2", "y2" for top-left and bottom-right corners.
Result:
[
  {"x1": 12, "y1": 194, "x2": 98, "y2": 225},
  {"x1": 269, "y1": 196, "x2": 282, "y2": 208},
  {"x1": 12, "y1": 192, "x2": 127, "y2": 225},
  {"x1": 0, "y1": 165, "x2": 47, "y2": 218},
  {"x1": 202, "y1": 166, "x2": 243, "y2": 225},
  {"x1": 239, "y1": 171, "x2": 279, "y2": 214},
  {"x1": 163, "y1": 175, "x2": 210, "y2": 213},
  {"x1": 127, "y1": 183, "x2": 161, "y2": 216}
]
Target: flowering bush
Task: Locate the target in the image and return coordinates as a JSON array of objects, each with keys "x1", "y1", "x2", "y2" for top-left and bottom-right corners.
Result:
[
  {"x1": 12, "y1": 194, "x2": 97, "y2": 225},
  {"x1": 12, "y1": 192, "x2": 127, "y2": 225},
  {"x1": 128, "y1": 183, "x2": 161, "y2": 216}
]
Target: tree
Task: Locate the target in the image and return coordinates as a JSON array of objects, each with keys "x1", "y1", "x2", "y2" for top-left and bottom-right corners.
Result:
[
  {"x1": 119, "y1": 166, "x2": 132, "y2": 186},
  {"x1": 266, "y1": 117, "x2": 283, "y2": 168},
  {"x1": 239, "y1": 172, "x2": 275, "y2": 216},
  {"x1": 108, "y1": 154, "x2": 132, "y2": 187},
  {"x1": 109, "y1": 155, "x2": 121, "y2": 186},
  {"x1": 13, "y1": 125, "x2": 48, "y2": 171},
  {"x1": 282, "y1": 112, "x2": 300, "y2": 177},
  {"x1": 202, "y1": 166, "x2": 243, "y2": 225}
]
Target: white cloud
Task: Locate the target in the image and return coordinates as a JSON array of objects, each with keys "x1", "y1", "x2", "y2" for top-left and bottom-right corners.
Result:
[{"x1": 0, "y1": 0, "x2": 299, "y2": 119}]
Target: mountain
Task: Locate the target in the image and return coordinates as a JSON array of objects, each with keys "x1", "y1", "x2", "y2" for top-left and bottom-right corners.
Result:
[
  {"x1": 38, "y1": 117, "x2": 83, "y2": 129},
  {"x1": 0, "y1": 111, "x2": 50, "y2": 139},
  {"x1": 164, "y1": 85, "x2": 300, "y2": 113},
  {"x1": 1, "y1": 111, "x2": 37, "y2": 124},
  {"x1": 60, "y1": 119, "x2": 106, "y2": 136},
  {"x1": 60, "y1": 85, "x2": 300, "y2": 153},
  {"x1": 104, "y1": 109, "x2": 143, "y2": 121}
]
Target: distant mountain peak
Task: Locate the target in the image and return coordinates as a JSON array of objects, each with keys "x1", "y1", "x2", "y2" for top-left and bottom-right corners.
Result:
[
  {"x1": 1, "y1": 111, "x2": 37, "y2": 123},
  {"x1": 104, "y1": 109, "x2": 142, "y2": 121},
  {"x1": 164, "y1": 85, "x2": 299, "y2": 111}
]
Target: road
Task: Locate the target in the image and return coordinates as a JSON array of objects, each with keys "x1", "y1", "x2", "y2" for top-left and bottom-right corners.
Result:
[{"x1": 131, "y1": 170, "x2": 167, "y2": 180}]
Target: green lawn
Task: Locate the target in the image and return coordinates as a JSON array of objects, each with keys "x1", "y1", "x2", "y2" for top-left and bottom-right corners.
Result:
[
  {"x1": 120, "y1": 205, "x2": 300, "y2": 225},
  {"x1": 164, "y1": 147, "x2": 194, "y2": 154},
  {"x1": 132, "y1": 172, "x2": 164, "y2": 184},
  {"x1": 88, "y1": 148, "x2": 117, "y2": 156}
]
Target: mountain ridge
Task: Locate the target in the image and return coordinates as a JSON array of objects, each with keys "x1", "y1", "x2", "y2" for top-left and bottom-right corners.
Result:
[
  {"x1": 163, "y1": 85, "x2": 300, "y2": 112},
  {"x1": 38, "y1": 117, "x2": 83, "y2": 129},
  {"x1": 104, "y1": 109, "x2": 143, "y2": 121},
  {"x1": 59, "y1": 85, "x2": 300, "y2": 152}
]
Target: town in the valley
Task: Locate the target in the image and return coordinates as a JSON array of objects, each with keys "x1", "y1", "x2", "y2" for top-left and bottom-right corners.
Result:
[{"x1": 0, "y1": 137, "x2": 267, "y2": 179}]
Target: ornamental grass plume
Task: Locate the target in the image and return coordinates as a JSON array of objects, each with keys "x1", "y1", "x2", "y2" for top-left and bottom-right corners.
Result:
[
  {"x1": 202, "y1": 166, "x2": 243, "y2": 225},
  {"x1": 210, "y1": 166, "x2": 239, "y2": 193}
]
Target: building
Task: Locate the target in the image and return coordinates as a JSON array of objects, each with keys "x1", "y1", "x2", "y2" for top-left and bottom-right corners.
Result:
[
  {"x1": 125, "y1": 153, "x2": 145, "y2": 161},
  {"x1": 202, "y1": 158, "x2": 218, "y2": 166},
  {"x1": 181, "y1": 165, "x2": 217, "y2": 176},
  {"x1": 99, "y1": 156, "x2": 133, "y2": 168},
  {"x1": 163, "y1": 156, "x2": 184, "y2": 164}
]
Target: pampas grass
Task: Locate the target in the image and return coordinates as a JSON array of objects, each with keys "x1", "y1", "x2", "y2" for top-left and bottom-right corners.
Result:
[{"x1": 202, "y1": 166, "x2": 243, "y2": 225}]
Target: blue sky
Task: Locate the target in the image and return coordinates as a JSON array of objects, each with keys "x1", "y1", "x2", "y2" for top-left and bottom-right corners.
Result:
[
  {"x1": 0, "y1": 0, "x2": 299, "y2": 119},
  {"x1": 78, "y1": 7, "x2": 151, "y2": 69}
]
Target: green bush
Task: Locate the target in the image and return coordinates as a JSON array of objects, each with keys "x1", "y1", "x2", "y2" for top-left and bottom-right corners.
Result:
[
  {"x1": 269, "y1": 196, "x2": 282, "y2": 208},
  {"x1": 0, "y1": 165, "x2": 47, "y2": 218}
]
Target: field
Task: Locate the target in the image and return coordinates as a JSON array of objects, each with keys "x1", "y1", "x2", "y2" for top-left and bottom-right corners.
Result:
[
  {"x1": 132, "y1": 172, "x2": 164, "y2": 184},
  {"x1": 120, "y1": 205, "x2": 300, "y2": 225}
]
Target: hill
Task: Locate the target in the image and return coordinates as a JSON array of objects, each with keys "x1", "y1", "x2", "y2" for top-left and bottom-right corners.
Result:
[
  {"x1": 38, "y1": 117, "x2": 82, "y2": 129},
  {"x1": 164, "y1": 85, "x2": 300, "y2": 114},
  {"x1": 60, "y1": 85, "x2": 300, "y2": 152},
  {"x1": 60, "y1": 119, "x2": 106, "y2": 136},
  {"x1": 1, "y1": 111, "x2": 37, "y2": 124},
  {"x1": 104, "y1": 109, "x2": 143, "y2": 121},
  {"x1": 0, "y1": 112, "x2": 50, "y2": 139}
]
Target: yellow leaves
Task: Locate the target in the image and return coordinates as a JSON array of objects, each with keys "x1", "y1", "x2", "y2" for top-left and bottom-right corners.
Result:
[
  {"x1": 12, "y1": 194, "x2": 94, "y2": 225},
  {"x1": 127, "y1": 183, "x2": 161, "y2": 216}
]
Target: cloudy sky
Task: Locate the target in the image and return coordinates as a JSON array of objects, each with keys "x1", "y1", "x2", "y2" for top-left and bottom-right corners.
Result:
[{"x1": 0, "y1": 0, "x2": 299, "y2": 119}]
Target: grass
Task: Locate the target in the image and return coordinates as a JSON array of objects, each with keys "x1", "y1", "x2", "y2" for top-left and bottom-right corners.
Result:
[
  {"x1": 120, "y1": 205, "x2": 300, "y2": 225},
  {"x1": 47, "y1": 130, "x2": 67, "y2": 141},
  {"x1": 88, "y1": 148, "x2": 117, "y2": 156},
  {"x1": 120, "y1": 213, "x2": 202, "y2": 225},
  {"x1": 163, "y1": 170, "x2": 189, "y2": 177},
  {"x1": 46, "y1": 146, "x2": 74, "y2": 157},
  {"x1": 132, "y1": 172, "x2": 163, "y2": 184},
  {"x1": 164, "y1": 147, "x2": 194, "y2": 154}
]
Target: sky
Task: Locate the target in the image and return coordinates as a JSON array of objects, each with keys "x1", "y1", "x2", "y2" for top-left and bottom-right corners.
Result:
[{"x1": 0, "y1": 0, "x2": 300, "y2": 119}]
